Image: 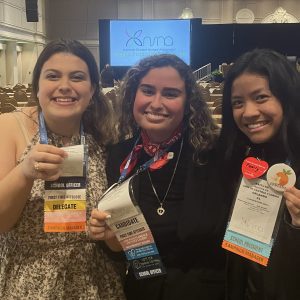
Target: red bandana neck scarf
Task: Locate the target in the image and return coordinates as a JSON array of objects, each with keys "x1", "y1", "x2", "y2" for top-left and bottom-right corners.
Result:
[{"x1": 119, "y1": 124, "x2": 183, "y2": 177}]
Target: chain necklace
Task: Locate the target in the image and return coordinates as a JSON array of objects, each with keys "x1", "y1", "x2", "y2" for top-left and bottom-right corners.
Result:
[{"x1": 147, "y1": 138, "x2": 183, "y2": 216}]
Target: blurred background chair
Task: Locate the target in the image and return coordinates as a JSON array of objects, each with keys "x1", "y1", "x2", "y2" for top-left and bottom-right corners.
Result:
[
  {"x1": 0, "y1": 92, "x2": 17, "y2": 113},
  {"x1": 1, "y1": 102, "x2": 17, "y2": 113},
  {"x1": 212, "y1": 104, "x2": 222, "y2": 127},
  {"x1": 14, "y1": 89, "x2": 28, "y2": 103},
  {"x1": 200, "y1": 89, "x2": 211, "y2": 102},
  {"x1": 213, "y1": 98, "x2": 223, "y2": 107},
  {"x1": 213, "y1": 104, "x2": 222, "y2": 115},
  {"x1": 26, "y1": 94, "x2": 38, "y2": 107}
]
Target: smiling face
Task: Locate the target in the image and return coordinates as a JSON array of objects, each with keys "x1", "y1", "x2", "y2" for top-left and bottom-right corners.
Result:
[
  {"x1": 37, "y1": 52, "x2": 94, "y2": 129},
  {"x1": 133, "y1": 66, "x2": 186, "y2": 143},
  {"x1": 231, "y1": 72, "x2": 283, "y2": 144}
]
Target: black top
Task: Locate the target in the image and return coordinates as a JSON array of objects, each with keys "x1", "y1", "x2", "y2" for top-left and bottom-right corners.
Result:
[
  {"x1": 134, "y1": 138, "x2": 188, "y2": 267},
  {"x1": 106, "y1": 135, "x2": 230, "y2": 300}
]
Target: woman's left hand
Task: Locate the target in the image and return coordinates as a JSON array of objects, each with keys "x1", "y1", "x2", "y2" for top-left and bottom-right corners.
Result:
[{"x1": 284, "y1": 186, "x2": 300, "y2": 227}]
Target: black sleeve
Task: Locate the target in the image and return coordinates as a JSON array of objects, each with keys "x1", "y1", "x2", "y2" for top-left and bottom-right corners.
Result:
[
  {"x1": 105, "y1": 140, "x2": 134, "y2": 186},
  {"x1": 105, "y1": 144, "x2": 120, "y2": 186}
]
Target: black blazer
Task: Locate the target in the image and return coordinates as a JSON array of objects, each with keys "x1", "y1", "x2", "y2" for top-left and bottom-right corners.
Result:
[
  {"x1": 106, "y1": 137, "x2": 229, "y2": 244},
  {"x1": 106, "y1": 137, "x2": 230, "y2": 300}
]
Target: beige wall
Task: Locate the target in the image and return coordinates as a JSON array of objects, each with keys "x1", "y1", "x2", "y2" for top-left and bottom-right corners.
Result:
[
  {"x1": 0, "y1": 0, "x2": 46, "y2": 85},
  {"x1": 46, "y1": 0, "x2": 300, "y2": 40},
  {"x1": 0, "y1": 0, "x2": 300, "y2": 85},
  {"x1": 45, "y1": 0, "x2": 300, "y2": 67}
]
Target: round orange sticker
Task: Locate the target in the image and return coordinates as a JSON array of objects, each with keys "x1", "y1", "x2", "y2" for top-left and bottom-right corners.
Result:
[{"x1": 266, "y1": 163, "x2": 296, "y2": 192}]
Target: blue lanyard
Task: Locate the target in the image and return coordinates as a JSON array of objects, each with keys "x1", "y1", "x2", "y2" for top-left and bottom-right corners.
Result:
[
  {"x1": 38, "y1": 111, "x2": 85, "y2": 145},
  {"x1": 118, "y1": 136, "x2": 140, "y2": 182}
]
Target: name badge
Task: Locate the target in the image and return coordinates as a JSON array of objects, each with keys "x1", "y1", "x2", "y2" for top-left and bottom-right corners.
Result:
[
  {"x1": 222, "y1": 177, "x2": 283, "y2": 266},
  {"x1": 98, "y1": 176, "x2": 166, "y2": 279},
  {"x1": 44, "y1": 144, "x2": 87, "y2": 232}
]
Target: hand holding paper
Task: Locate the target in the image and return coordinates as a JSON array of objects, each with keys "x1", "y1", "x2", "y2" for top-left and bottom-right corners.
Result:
[
  {"x1": 88, "y1": 208, "x2": 123, "y2": 251},
  {"x1": 87, "y1": 209, "x2": 114, "y2": 240}
]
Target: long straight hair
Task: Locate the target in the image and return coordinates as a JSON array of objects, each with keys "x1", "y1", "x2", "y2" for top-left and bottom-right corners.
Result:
[{"x1": 219, "y1": 48, "x2": 300, "y2": 170}]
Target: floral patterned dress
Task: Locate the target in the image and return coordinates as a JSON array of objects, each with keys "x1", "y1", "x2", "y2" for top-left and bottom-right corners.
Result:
[{"x1": 0, "y1": 131, "x2": 126, "y2": 300}]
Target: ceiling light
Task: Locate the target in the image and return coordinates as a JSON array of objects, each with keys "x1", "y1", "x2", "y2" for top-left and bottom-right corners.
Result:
[{"x1": 180, "y1": 7, "x2": 194, "y2": 19}]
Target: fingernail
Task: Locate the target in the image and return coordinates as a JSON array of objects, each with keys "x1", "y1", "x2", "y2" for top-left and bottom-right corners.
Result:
[{"x1": 105, "y1": 215, "x2": 111, "y2": 219}]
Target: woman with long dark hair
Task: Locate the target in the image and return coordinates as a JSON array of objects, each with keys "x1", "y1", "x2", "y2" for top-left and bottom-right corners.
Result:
[{"x1": 219, "y1": 48, "x2": 300, "y2": 299}]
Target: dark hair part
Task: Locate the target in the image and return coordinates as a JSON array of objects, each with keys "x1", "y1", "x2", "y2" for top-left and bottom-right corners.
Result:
[
  {"x1": 219, "y1": 48, "x2": 300, "y2": 165},
  {"x1": 118, "y1": 54, "x2": 218, "y2": 163},
  {"x1": 32, "y1": 39, "x2": 116, "y2": 145}
]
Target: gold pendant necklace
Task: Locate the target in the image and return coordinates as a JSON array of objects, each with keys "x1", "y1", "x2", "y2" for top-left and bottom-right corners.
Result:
[{"x1": 147, "y1": 138, "x2": 183, "y2": 216}]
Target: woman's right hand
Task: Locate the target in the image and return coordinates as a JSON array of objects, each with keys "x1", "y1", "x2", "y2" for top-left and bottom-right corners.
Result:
[
  {"x1": 88, "y1": 209, "x2": 122, "y2": 251},
  {"x1": 284, "y1": 186, "x2": 300, "y2": 227},
  {"x1": 21, "y1": 144, "x2": 67, "y2": 181},
  {"x1": 88, "y1": 209, "x2": 115, "y2": 240}
]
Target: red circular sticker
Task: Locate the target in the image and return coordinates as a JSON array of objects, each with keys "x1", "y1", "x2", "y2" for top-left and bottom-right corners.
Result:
[{"x1": 242, "y1": 157, "x2": 269, "y2": 179}]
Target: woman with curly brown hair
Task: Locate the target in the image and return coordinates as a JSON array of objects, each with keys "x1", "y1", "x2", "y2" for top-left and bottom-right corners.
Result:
[{"x1": 89, "y1": 54, "x2": 229, "y2": 300}]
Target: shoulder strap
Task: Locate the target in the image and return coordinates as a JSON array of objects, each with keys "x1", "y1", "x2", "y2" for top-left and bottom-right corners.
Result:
[{"x1": 12, "y1": 112, "x2": 30, "y2": 145}]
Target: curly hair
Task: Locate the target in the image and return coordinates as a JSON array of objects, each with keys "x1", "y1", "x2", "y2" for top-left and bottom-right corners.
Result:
[
  {"x1": 31, "y1": 39, "x2": 116, "y2": 145},
  {"x1": 117, "y1": 54, "x2": 219, "y2": 163}
]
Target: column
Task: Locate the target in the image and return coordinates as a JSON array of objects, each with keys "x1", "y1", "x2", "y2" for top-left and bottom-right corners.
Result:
[
  {"x1": 0, "y1": 43, "x2": 7, "y2": 87},
  {"x1": 221, "y1": 0, "x2": 234, "y2": 24},
  {"x1": 6, "y1": 42, "x2": 18, "y2": 86},
  {"x1": 17, "y1": 44, "x2": 23, "y2": 84}
]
